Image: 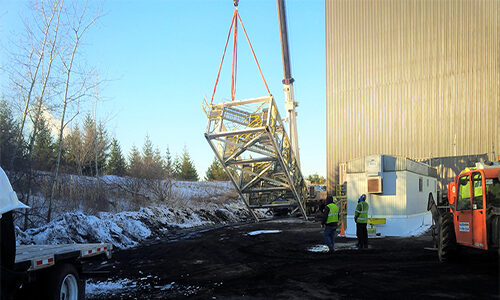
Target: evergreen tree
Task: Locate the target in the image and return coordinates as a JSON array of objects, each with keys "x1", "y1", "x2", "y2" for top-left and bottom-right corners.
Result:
[
  {"x1": 0, "y1": 100, "x2": 23, "y2": 170},
  {"x1": 176, "y1": 146, "x2": 198, "y2": 181},
  {"x1": 78, "y1": 114, "x2": 110, "y2": 176},
  {"x1": 32, "y1": 117, "x2": 56, "y2": 171},
  {"x1": 106, "y1": 138, "x2": 126, "y2": 176},
  {"x1": 142, "y1": 135, "x2": 154, "y2": 169},
  {"x1": 141, "y1": 135, "x2": 165, "y2": 179},
  {"x1": 151, "y1": 147, "x2": 165, "y2": 179},
  {"x1": 205, "y1": 157, "x2": 230, "y2": 181},
  {"x1": 165, "y1": 146, "x2": 174, "y2": 178},
  {"x1": 81, "y1": 114, "x2": 96, "y2": 174},
  {"x1": 95, "y1": 122, "x2": 110, "y2": 175},
  {"x1": 127, "y1": 145, "x2": 142, "y2": 178},
  {"x1": 173, "y1": 155, "x2": 181, "y2": 178},
  {"x1": 63, "y1": 124, "x2": 83, "y2": 174}
]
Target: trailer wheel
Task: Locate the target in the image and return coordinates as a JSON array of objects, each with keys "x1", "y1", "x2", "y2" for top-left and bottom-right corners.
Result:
[
  {"x1": 438, "y1": 212, "x2": 456, "y2": 262},
  {"x1": 45, "y1": 263, "x2": 85, "y2": 300}
]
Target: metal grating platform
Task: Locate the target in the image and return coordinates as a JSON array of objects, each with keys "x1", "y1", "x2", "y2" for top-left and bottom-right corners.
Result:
[{"x1": 204, "y1": 96, "x2": 307, "y2": 221}]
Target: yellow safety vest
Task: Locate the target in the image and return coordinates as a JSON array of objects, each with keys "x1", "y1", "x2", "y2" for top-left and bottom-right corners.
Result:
[
  {"x1": 356, "y1": 201, "x2": 369, "y2": 223},
  {"x1": 326, "y1": 203, "x2": 339, "y2": 224}
]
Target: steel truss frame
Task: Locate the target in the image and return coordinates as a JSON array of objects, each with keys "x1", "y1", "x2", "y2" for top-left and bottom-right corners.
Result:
[{"x1": 204, "y1": 96, "x2": 308, "y2": 221}]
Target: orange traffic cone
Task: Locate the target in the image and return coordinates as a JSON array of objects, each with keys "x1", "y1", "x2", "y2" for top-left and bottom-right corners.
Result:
[
  {"x1": 340, "y1": 201, "x2": 347, "y2": 237},
  {"x1": 340, "y1": 221, "x2": 345, "y2": 237}
]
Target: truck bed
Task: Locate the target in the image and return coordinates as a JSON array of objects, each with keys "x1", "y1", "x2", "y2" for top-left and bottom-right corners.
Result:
[{"x1": 15, "y1": 243, "x2": 112, "y2": 271}]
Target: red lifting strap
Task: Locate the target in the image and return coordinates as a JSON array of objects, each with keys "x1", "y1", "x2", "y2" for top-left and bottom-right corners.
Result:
[{"x1": 210, "y1": 8, "x2": 271, "y2": 105}]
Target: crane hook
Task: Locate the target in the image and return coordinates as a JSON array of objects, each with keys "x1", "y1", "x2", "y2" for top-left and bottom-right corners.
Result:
[{"x1": 234, "y1": 0, "x2": 239, "y2": 7}]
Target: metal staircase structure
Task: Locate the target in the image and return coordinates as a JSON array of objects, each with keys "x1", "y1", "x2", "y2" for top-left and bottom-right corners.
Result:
[{"x1": 204, "y1": 96, "x2": 308, "y2": 221}]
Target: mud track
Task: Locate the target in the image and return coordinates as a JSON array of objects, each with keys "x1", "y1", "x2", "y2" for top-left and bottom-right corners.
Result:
[{"x1": 87, "y1": 218, "x2": 499, "y2": 299}]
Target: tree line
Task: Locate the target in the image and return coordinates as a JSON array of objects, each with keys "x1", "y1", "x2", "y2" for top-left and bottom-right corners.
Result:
[{"x1": 0, "y1": 100, "x2": 224, "y2": 181}]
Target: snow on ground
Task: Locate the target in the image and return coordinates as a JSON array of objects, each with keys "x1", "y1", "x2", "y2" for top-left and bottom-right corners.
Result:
[
  {"x1": 334, "y1": 242, "x2": 359, "y2": 250},
  {"x1": 17, "y1": 201, "x2": 260, "y2": 249},
  {"x1": 407, "y1": 224, "x2": 432, "y2": 237},
  {"x1": 307, "y1": 244, "x2": 330, "y2": 253},
  {"x1": 86, "y1": 279, "x2": 201, "y2": 298},
  {"x1": 247, "y1": 230, "x2": 282, "y2": 236},
  {"x1": 14, "y1": 178, "x2": 267, "y2": 249},
  {"x1": 86, "y1": 278, "x2": 136, "y2": 296},
  {"x1": 307, "y1": 242, "x2": 358, "y2": 253},
  {"x1": 171, "y1": 180, "x2": 234, "y2": 199}
]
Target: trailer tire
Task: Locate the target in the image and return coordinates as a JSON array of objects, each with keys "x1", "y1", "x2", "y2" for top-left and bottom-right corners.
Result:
[
  {"x1": 45, "y1": 263, "x2": 85, "y2": 300},
  {"x1": 438, "y1": 213, "x2": 456, "y2": 263}
]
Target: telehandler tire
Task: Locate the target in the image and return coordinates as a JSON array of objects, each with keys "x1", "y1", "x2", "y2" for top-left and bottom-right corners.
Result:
[{"x1": 438, "y1": 212, "x2": 457, "y2": 262}]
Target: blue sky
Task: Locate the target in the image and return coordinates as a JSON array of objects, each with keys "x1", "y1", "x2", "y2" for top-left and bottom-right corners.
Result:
[{"x1": 0, "y1": 0, "x2": 326, "y2": 178}]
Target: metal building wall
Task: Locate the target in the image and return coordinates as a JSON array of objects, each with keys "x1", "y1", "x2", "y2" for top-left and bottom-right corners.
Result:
[
  {"x1": 326, "y1": 0, "x2": 500, "y2": 193},
  {"x1": 416, "y1": 153, "x2": 489, "y2": 195}
]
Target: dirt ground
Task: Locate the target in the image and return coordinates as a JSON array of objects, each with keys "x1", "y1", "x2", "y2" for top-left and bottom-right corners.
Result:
[{"x1": 86, "y1": 218, "x2": 499, "y2": 300}]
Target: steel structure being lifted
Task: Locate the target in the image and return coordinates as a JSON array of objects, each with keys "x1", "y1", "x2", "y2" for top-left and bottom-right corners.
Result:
[
  {"x1": 203, "y1": 1, "x2": 307, "y2": 221},
  {"x1": 204, "y1": 96, "x2": 307, "y2": 221}
]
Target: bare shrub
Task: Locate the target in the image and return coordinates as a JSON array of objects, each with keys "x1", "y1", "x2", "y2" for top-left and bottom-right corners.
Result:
[{"x1": 145, "y1": 178, "x2": 172, "y2": 202}]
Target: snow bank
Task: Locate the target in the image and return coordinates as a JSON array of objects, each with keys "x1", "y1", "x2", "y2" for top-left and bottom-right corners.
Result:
[{"x1": 17, "y1": 202, "x2": 257, "y2": 249}]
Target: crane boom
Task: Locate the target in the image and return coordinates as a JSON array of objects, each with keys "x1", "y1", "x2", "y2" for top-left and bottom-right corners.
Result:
[
  {"x1": 277, "y1": 0, "x2": 293, "y2": 84},
  {"x1": 276, "y1": 0, "x2": 300, "y2": 167}
]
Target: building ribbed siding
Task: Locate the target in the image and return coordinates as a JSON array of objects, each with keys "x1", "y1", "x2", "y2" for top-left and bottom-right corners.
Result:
[{"x1": 326, "y1": 0, "x2": 500, "y2": 193}]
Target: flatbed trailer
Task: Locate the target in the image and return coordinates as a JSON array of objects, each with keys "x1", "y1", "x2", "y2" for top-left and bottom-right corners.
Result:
[{"x1": 12, "y1": 243, "x2": 112, "y2": 300}]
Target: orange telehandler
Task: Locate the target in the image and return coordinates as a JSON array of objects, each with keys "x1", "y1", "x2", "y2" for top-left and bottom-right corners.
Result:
[{"x1": 428, "y1": 159, "x2": 500, "y2": 262}]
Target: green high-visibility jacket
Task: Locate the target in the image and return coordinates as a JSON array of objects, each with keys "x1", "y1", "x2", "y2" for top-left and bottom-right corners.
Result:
[
  {"x1": 326, "y1": 203, "x2": 339, "y2": 224},
  {"x1": 355, "y1": 201, "x2": 369, "y2": 223}
]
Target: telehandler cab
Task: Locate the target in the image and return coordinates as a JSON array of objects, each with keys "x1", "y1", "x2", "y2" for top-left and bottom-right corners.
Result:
[{"x1": 428, "y1": 159, "x2": 500, "y2": 262}]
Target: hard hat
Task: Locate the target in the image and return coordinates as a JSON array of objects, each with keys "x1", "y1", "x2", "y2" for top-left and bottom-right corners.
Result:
[{"x1": 0, "y1": 167, "x2": 29, "y2": 216}]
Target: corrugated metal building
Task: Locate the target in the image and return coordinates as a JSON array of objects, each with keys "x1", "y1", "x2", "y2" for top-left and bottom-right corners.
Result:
[
  {"x1": 325, "y1": 0, "x2": 500, "y2": 193},
  {"x1": 416, "y1": 153, "x2": 489, "y2": 196}
]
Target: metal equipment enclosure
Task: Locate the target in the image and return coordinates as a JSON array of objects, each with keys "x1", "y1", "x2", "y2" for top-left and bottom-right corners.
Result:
[
  {"x1": 325, "y1": 0, "x2": 500, "y2": 193},
  {"x1": 345, "y1": 155, "x2": 437, "y2": 237}
]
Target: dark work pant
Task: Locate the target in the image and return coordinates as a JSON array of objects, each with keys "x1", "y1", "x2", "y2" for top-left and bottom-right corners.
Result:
[
  {"x1": 323, "y1": 223, "x2": 338, "y2": 251},
  {"x1": 356, "y1": 222, "x2": 368, "y2": 248},
  {"x1": 1, "y1": 211, "x2": 17, "y2": 300}
]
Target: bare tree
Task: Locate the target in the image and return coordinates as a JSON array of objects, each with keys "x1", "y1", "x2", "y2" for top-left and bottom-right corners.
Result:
[
  {"x1": 47, "y1": 1, "x2": 101, "y2": 222},
  {"x1": 16, "y1": 0, "x2": 62, "y2": 140},
  {"x1": 5, "y1": 0, "x2": 64, "y2": 229},
  {"x1": 4, "y1": 1, "x2": 63, "y2": 172},
  {"x1": 22, "y1": 0, "x2": 65, "y2": 229}
]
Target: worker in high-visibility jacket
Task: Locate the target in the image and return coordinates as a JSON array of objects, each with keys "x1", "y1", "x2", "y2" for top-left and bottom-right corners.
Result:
[
  {"x1": 321, "y1": 195, "x2": 339, "y2": 252},
  {"x1": 354, "y1": 194, "x2": 369, "y2": 249}
]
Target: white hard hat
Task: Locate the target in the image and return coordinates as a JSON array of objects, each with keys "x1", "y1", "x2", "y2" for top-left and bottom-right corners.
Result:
[{"x1": 0, "y1": 167, "x2": 29, "y2": 216}]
